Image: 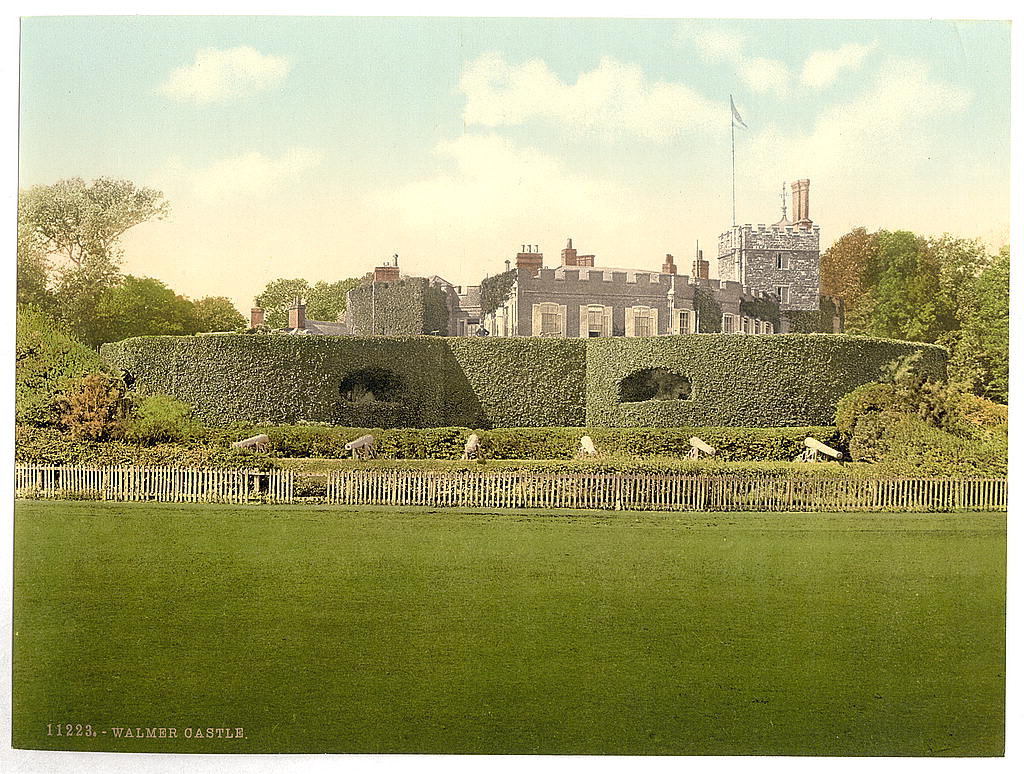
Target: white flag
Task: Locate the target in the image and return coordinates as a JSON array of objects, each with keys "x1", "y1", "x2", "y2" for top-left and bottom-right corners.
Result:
[{"x1": 730, "y1": 95, "x2": 748, "y2": 129}]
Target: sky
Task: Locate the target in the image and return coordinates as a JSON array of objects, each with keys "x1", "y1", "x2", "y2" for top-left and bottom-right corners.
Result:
[{"x1": 18, "y1": 15, "x2": 1012, "y2": 315}]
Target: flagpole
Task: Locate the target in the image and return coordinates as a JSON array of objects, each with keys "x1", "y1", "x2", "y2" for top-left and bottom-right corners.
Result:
[
  {"x1": 730, "y1": 95, "x2": 736, "y2": 227},
  {"x1": 731, "y1": 102, "x2": 736, "y2": 227}
]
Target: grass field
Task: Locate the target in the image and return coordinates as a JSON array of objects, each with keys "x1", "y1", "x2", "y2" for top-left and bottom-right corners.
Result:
[{"x1": 12, "y1": 501, "x2": 1005, "y2": 755}]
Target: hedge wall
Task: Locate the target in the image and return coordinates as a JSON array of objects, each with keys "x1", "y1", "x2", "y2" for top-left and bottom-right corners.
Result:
[
  {"x1": 102, "y1": 333, "x2": 946, "y2": 429},
  {"x1": 101, "y1": 335, "x2": 486, "y2": 428},
  {"x1": 586, "y1": 334, "x2": 947, "y2": 427}
]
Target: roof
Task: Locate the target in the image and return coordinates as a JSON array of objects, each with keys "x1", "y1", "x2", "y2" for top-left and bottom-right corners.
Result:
[{"x1": 285, "y1": 319, "x2": 349, "y2": 336}]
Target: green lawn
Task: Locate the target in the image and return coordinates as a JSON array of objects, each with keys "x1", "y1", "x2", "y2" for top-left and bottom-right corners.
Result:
[{"x1": 12, "y1": 501, "x2": 1005, "y2": 755}]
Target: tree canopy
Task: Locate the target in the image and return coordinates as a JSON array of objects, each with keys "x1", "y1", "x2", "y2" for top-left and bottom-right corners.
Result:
[
  {"x1": 88, "y1": 276, "x2": 200, "y2": 346},
  {"x1": 255, "y1": 277, "x2": 361, "y2": 328},
  {"x1": 193, "y1": 296, "x2": 246, "y2": 333}
]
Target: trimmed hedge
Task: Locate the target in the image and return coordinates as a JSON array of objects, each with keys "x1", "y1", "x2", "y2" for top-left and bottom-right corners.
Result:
[
  {"x1": 586, "y1": 334, "x2": 947, "y2": 427},
  {"x1": 101, "y1": 333, "x2": 946, "y2": 429},
  {"x1": 15, "y1": 426, "x2": 274, "y2": 470}
]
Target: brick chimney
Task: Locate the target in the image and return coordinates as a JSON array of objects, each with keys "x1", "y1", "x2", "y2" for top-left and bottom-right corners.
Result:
[
  {"x1": 516, "y1": 244, "x2": 543, "y2": 277},
  {"x1": 561, "y1": 238, "x2": 577, "y2": 266},
  {"x1": 288, "y1": 297, "x2": 306, "y2": 330},
  {"x1": 791, "y1": 179, "x2": 811, "y2": 225},
  {"x1": 692, "y1": 247, "x2": 709, "y2": 280},
  {"x1": 662, "y1": 253, "x2": 677, "y2": 275},
  {"x1": 250, "y1": 307, "x2": 265, "y2": 328}
]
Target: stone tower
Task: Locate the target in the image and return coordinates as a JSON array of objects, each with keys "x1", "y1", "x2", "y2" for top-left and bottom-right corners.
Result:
[{"x1": 717, "y1": 179, "x2": 820, "y2": 311}]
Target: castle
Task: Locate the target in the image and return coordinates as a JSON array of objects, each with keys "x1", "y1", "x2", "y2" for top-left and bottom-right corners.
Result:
[{"x1": 268, "y1": 179, "x2": 839, "y2": 337}]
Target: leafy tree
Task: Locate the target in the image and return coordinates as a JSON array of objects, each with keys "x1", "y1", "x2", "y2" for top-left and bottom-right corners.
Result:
[
  {"x1": 254, "y1": 278, "x2": 310, "y2": 328},
  {"x1": 193, "y1": 296, "x2": 246, "y2": 332},
  {"x1": 255, "y1": 277, "x2": 360, "y2": 328},
  {"x1": 948, "y1": 246, "x2": 1009, "y2": 402},
  {"x1": 308, "y1": 278, "x2": 361, "y2": 322},
  {"x1": 88, "y1": 276, "x2": 200, "y2": 346},
  {"x1": 819, "y1": 227, "x2": 876, "y2": 328},
  {"x1": 19, "y1": 177, "x2": 169, "y2": 269},
  {"x1": 17, "y1": 214, "x2": 54, "y2": 311}
]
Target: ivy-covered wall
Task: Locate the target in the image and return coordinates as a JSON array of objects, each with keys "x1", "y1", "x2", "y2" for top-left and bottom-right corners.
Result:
[
  {"x1": 586, "y1": 334, "x2": 947, "y2": 427},
  {"x1": 102, "y1": 333, "x2": 947, "y2": 429},
  {"x1": 346, "y1": 277, "x2": 441, "y2": 336},
  {"x1": 101, "y1": 335, "x2": 486, "y2": 427}
]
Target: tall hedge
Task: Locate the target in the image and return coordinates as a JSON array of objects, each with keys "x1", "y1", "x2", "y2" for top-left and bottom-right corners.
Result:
[
  {"x1": 102, "y1": 333, "x2": 946, "y2": 429},
  {"x1": 585, "y1": 334, "x2": 947, "y2": 427}
]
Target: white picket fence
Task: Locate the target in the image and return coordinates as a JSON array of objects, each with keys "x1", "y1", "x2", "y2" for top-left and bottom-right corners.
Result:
[
  {"x1": 326, "y1": 469, "x2": 1007, "y2": 512},
  {"x1": 14, "y1": 465, "x2": 293, "y2": 504},
  {"x1": 14, "y1": 465, "x2": 1007, "y2": 512}
]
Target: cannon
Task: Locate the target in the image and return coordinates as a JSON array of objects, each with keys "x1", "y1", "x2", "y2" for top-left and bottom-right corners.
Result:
[
  {"x1": 231, "y1": 434, "x2": 270, "y2": 452},
  {"x1": 462, "y1": 433, "x2": 483, "y2": 460},
  {"x1": 687, "y1": 436, "x2": 716, "y2": 460},
  {"x1": 345, "y1": 434, "x2": 377, "y2": 460},
  {"x1": 579, "y1": 435, "x2": 598, "y2": 458},
  {"x1": 796, "y1": 436, "x2": 842, "y2": 463}
]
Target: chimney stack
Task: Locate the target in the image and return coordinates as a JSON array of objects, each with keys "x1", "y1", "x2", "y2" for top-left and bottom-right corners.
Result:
[
  {"x1": 692, "y1": 247, "x2": 709, "y2": 280},
  {"x1": 288, "y1": 297, "x2": 306, "y2": 330},
  {"x1": 791, "y1": 179, "x2": 811, "y2": 225},
  {"x1": 662, "y1": 253, "x2": 677, "y2": 275},
  {"x1": 516, "y1": 244, "x2": 543, "y2": 277},
  {"x1": 250, "y1": 307, "x2": 265, "y2": 328},
  {"x1": 561, "y1": 237, "x2": 578, "y2": 266}
]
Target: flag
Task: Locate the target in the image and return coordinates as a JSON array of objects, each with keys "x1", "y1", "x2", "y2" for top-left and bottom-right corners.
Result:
[{"x1": 730, "y1": 95, "x2": 747, "y2": 129}]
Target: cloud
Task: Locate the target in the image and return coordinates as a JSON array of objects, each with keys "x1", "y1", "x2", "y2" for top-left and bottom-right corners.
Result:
[
  {"x1": 801, "y1": 43, "x2": 877, "y2": 89},
  {"x1": 460, "y1": 54, "x2": 721, "y2": 140},
  {"x1": 736, "y1": 58, "x2": 973, "y2": 230},
  {"x1": 158, "y1": 147, "x2": 325, "y2": 203},
  {"x1": 160, "y1": 46, "x2": 290, "y2": 103},
  {"x1": 687, "y1": 27, "x2": 792, "y2": 97}
]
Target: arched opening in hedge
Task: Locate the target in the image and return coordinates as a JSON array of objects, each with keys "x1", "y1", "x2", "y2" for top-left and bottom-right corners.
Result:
[
  {"x1": 339, "y1": 367, "x2": 403, "y2": 404},
  {"x1": 618, "y1": 368, "x2": 692, "y2": 402}
]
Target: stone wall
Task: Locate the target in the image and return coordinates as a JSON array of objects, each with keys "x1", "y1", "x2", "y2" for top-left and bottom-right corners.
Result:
[{"x1": 718, "y1": 223, "x2": 821, "y2": 311}]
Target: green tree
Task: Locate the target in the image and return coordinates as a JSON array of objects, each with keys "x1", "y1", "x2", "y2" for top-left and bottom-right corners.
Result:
[
  {"x1": 255, "y1": 277, "x2": 360, "y2": 328},
  {"x1": 193, "y1": 296, "x2": 246, "y2": 332},
  {"x1": 820, "y1": 227, "x2": 877, "y2": 331},
  {"x1": 308, "y1": 278, "x2": 361, "y2": 322},
  {"x1": 17, "y1": 212, "x2": 54, "y2": 311},
  {"x1": 949, "y1": 246, "x2": 1009, "y2": 402},
  {"x1": 88, "y1": 276, "x2": 200, "y2": 346},
  {"x1": 19, "y1": 177, "x2": 170, "y2": 341},
  {"x1": 19, "y1": 177, "x2": 169, "y2": 269},
  {"x1": 254, "y1": 278, "x2": 310, "y2": 328}
]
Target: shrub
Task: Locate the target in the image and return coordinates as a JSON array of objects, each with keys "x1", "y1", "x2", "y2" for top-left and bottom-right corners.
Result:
[
  {"x1": 16, "y1": 305, "x2": 107, "y2": 426},
  {"x1": 58, "y1": 373, "x2": 130, "y2": 441},
  {"x1": 125, "y1": 393, "x2": 201, "y2": 445}
]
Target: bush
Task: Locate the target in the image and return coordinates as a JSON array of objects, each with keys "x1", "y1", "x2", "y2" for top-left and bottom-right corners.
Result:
[
  {"x1": 15, "y1": 426, "x2": 274, "y2": 470},
  {"x1": 58, "y1": 373, "x2": 130, "y2": 441},
  {"x1": 16, "y1": 305, "x2": 107, "y2": 426},
  {"x1": 125, "y1": 393, "x2": 201, "y2": 445}
]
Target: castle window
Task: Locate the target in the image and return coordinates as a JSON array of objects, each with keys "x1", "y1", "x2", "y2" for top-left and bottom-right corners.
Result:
[
  {"x1": 582, "y1": 305, "x2": 611, "y2": 337},
  {"x1": 776, "y1": 253, "x2": 790, "y2": 270},
  {"x1": 776, "y1": 286, "x2": 791, "y2": 305},
  {"x1": 722, "y1": 314, "x2": 736, "y2": 333},
  {"x1": 532, "y1": 302, "x2": 566, "y2": 337},
  {"x1": 764, "y1": 321, "x2": 774, "y2": 334},
  {"x1": 627, "y1": 306, "x2": 658, "y2": 337},
  {"x1": 741, "y1": 317, "x2": 752, "y2": 334},
  {"x1": 677, "y1": 309, "x2": 692, "y2": 335}
]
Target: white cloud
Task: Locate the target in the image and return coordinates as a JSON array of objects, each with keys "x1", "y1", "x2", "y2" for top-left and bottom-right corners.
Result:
[
  {"x1": 460, "y1": 54, "x2": 722, "y2": 140},
  {"x1": 687, "y1": 27, "x2": 792, "y2": 97},
  {"x1": 160, "y1": 46, "x2": 290, "y2": 103},
  {"x1": 801, "y1": 43, "x2": 878, "y2": 89},
  {"x1": 158, "y1": 147, "x2": 325, "y2": 203}
]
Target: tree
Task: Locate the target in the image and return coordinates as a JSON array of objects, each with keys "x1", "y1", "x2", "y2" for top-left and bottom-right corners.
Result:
[
  {"x1": 88, "y1": 276, "x2": 200, "y2": 346},
  {"x1": 192, "y1": 296, "x2": 246, "y2": 332},
  {"x1": 254, "y1": 278, "x2": 310, "y2": 329},
  {"x1": 949, "y1": 246, "x2": 1009, "y2": 402},
  {"x1": 19, "y1": 177, "x2": 170, "y2": 342},
  {"x1": 308, "y1": 279, "x2": 361, "y2": 322},
  {"x1": 255, "y1": 277, "x2": 361, "y2": 328},
  {"x1": 19, "y1": 177, "x2": 169, "y2": 269},
  {"x1": 819, "y1": 227, "x2": 877, "y2": 329}
]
